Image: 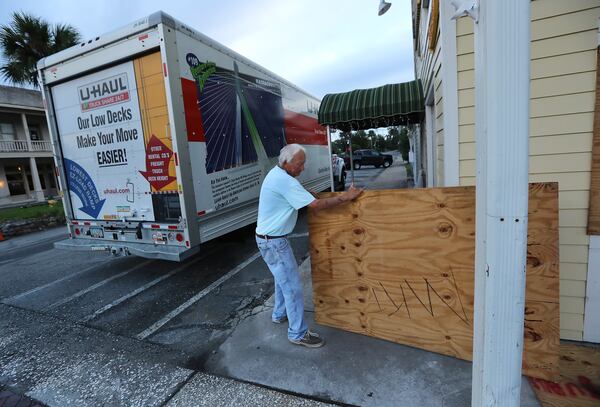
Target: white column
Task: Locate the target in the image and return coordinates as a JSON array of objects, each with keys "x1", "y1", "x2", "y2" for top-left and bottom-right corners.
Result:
[
  {"x1": 472, "y1": 1, "x2": 531, "y2": 406},
  {"x1": 21, "y1": 113, "x2": 33, "y2": 151},
  {"x1": 21, "y1": 114, "x2": 45, "y2": 201},
  {"x1": 29, "y1": 157, "x2": 45, "y2": 201}
]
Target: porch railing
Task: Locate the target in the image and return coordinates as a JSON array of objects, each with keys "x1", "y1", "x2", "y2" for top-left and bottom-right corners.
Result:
[
  {"x1": 0, "y1": 140, "x2": 52, "y2": 153},
  {"x1": 31, "y1": 141, "x2": 53, "y2": 151}
]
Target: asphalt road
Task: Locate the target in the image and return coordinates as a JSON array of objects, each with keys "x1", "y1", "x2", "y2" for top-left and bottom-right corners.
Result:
[{"x1": 0, "y1": 162, "x2": 404, "y2": 405}]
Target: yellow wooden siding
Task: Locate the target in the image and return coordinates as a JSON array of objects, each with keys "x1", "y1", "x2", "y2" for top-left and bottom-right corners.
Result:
[
  {"x1": 561, "y1": 244, "x2": 589, "y2": 263},
  {"x1": 530, "y1": 172, "x2": 591, "y2": 191},
  {"x1": 561, "y1": 261, "x2": 590, "y2": 280},
  {"x1": 457, "y1": 70, "x2": 474, "y2": 90},
  {"x1": 531, "y1": 112, "x2": 594, "y2": 137},
  {"x1": 458, "y1": 88, "x2": 474, "y2": 108},
  {"x1": 532, "y1": 92, "x2": 595, "y2": 118},
  {"x1": 561, "y1": 296, "x2": 586, "y2": 314},
  {"x1": 560, "y1": 329, "x2": 583, "y2": 341},
  {"x1": 532, "y1": 51, "x2": 596, "y2": 80},
  {"x1": 451, "y1": 3, "x2": 599, "y2": 340},
  {"x1": 458, "y1": 107, "x2": 474, "y2": 125},
  {"x1": 460, "y1": 137, "x2": 593, "y2": 159},
  {"x1": 531, "y1": 133, "x2": 593, "y2": 153},
  {"x1": 531, "y1": 7, "x2": 599, "y2": 40},
  {"x1": 532, "y1": 30, "x2": 596, "y2": 60},
  {"x1": 560, "y1": 227, "x2": 590, "y2": 246},
  {"x1": 559, "y1": 209, "x2": 589, "y2": 228},
  {"x1": 457, "y1": 34, "x2": 474, "y2": 56},
  {"x1": 532, "y1": 71, "x2": 595, "y2": 98},
  {"x1": 560, "y1": 279, "x2": 587, "y2": 299},
  {"x1": 560, "y1": 313, "x2": 585, "y2": 332},
  {"x1": 531, "y1": 0, "x2": 599, "y2": 20}
]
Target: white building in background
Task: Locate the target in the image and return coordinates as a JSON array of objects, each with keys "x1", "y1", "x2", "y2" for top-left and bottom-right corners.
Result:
[{"x1": 0, "y1": 85, "x2": 58, "y2": 208}]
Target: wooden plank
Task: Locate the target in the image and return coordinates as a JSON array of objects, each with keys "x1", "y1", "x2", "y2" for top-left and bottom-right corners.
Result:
[
  {"x1": 588, "y1": 48, "x2": 600, "y2": 235},
  {"x1": 309, "y1": 183, "x2": 559, "y2": 381},
  {"x1": 529, "y1": 343, "x2": 600, "y2": 407}
]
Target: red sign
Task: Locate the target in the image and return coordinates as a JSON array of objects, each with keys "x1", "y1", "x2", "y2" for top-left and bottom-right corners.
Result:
[{"x1": 139, "y1": 135, "x2": 176, "y2": 190}]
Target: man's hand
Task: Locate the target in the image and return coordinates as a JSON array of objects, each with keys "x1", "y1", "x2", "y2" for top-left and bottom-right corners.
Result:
[
  {"x1": 341, "y1": 184, "x2": 364, "y2": 202},
  {"x1": 308, "y1": 184, "x2": 364, "y2": 211}
]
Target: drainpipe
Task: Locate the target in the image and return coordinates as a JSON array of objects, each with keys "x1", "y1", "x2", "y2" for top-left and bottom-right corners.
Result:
[{"x1": 452, "y1": 0, "x2": 531, "y2": 405}]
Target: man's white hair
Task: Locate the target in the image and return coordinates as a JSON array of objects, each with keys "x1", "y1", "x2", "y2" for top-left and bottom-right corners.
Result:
[{"x1": 278, "y1": 144, "x2": 305, "y2": 166}]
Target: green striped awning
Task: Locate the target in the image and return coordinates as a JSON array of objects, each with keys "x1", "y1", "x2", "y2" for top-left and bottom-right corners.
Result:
[{"x1": 318, "y1": 79, "x2": 424, "y2": 131}]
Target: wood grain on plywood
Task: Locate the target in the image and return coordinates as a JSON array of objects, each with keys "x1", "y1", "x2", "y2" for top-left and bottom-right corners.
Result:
[
  {"x1": 588, "y1": 48, "x2": 600, "y2": 235},
  {"x1": 309, "y1": 183, "x2": 559, "y2": 381}
]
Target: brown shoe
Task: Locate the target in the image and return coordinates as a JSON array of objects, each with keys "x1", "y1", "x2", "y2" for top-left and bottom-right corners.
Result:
[{"x1": 289, "y1": 331, "x2": 325, "y2": 348}]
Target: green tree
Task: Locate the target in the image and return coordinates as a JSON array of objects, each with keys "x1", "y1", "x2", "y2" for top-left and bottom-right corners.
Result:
[
  {"x1": 385, "y1": 127, "x2": 401, "y2": 151},
  {"x1": 353, "y1": 130, "x2": 370, "y2": 150},
  {"x1": 0, "y1": 12, "x2": 81, "y2": 87}
]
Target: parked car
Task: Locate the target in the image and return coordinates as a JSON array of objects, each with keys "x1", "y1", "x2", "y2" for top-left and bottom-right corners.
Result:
[
  {"x1": 343, "y1": 149, "x2": 393, "y2": 170},
  {"x1": 331, "y1": 154, "x2": 346, "y2": 191}
]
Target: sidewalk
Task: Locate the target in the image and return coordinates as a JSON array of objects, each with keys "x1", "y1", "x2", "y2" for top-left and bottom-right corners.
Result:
[{"x1": 203, "y1": 258, "x2": 541, "y2": 407}]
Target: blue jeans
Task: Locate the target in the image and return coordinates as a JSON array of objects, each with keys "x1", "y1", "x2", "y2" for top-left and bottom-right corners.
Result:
[{"x1": 256, "y1": 236, "x2": 307, "y2": 341}]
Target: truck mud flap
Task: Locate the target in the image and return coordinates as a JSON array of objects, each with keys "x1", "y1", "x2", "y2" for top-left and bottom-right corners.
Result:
[{"x1": 54, "y1": 239, "x2": 199, "y2": 262}]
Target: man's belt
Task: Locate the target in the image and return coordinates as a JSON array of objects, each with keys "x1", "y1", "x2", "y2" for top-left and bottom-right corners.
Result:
[{"x1": 256, "y1": 233, "x2": 286, "y2": 240}]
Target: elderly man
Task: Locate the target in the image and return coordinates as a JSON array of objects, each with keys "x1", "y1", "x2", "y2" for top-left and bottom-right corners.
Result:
[{"x1": 256, "y1": 144, "x2": 363, "y2": 348}]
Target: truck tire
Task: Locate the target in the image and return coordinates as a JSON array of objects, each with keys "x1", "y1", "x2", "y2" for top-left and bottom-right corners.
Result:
[
  {"x1": 383, "y1": 160, "x2": 392, "y2": 168},
  {"x1": 353, "y1": 161, "x2": 361, "y2": 170}
]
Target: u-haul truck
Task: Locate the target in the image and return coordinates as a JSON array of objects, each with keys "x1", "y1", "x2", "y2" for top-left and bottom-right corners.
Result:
[{"x1": 38, "y1": 11, "x2": 332, "y2": 261}]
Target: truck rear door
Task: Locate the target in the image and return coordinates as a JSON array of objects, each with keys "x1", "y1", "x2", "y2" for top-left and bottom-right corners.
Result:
[{"x1": 50, "y1": 52, "x2": 180, "y2": 222}]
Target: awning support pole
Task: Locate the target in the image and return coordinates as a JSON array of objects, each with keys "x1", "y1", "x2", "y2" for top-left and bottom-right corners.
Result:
[
  {"x1": 326, "y1": 126, "x2": 335, "y2": 192},
  {"x1": 465, "y1": 0, "x2": 531, "y2": 405}
]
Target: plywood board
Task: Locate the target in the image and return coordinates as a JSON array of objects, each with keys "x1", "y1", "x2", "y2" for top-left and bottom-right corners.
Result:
[
  {"x1": 308, "y1": 183, "x2": 559, "y2": 381},
  {"x1": 529, "y1": 343, "x2": 600, "y2": 406},
  {"x1": 588, "y1": 48, "x2": 600, "y2": 235}
]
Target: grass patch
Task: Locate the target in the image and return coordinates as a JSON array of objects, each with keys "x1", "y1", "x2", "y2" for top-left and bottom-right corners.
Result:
[{"x1": 0, "y1": 201, "x2": 65, "y2": 223}]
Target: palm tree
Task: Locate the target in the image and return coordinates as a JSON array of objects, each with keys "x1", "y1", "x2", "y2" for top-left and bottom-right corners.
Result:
[{"x1": 0, "y1": 12, "x2": 80, "y2": 87}]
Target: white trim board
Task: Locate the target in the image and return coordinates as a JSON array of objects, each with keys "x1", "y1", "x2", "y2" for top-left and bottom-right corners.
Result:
[
  {"x1": 584, "y1": 235, "x2": 600, "y2": 343},
  {"x1": 440, "y1": 0, "x2": 459, "y2": 186}
]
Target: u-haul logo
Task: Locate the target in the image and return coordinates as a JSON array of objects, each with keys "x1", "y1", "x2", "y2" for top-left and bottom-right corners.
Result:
[{"x1": 78, "y1": 73, "x2": 130, "y2": 112}]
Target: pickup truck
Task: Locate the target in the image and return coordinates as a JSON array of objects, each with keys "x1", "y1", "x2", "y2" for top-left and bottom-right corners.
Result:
[
  {"x1": 344, "y1": 149, "x2": 393, "y2": 170},
  {"x1": 331, "y1": 155, "x2": 346, "y2": 191}
]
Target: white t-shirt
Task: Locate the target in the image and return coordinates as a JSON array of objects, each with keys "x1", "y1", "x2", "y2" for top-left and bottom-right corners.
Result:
[{"x1": 256, "y1": 166, "x2": 315, "y2": 236}]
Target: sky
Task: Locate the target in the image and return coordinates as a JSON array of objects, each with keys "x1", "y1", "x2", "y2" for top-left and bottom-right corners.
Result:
[{"x1": 0, "y1": 0, "x2": 415, "y2": 100}]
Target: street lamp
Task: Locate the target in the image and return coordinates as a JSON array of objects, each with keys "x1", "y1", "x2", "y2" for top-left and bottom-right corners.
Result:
[{"x1": 378, "y1": 0, "x2": 392, "y2": 16}]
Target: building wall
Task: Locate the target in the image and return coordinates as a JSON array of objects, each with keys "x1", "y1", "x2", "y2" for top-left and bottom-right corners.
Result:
[
  {"x1": 415, "y1": 0, "x2": 445, "y2": 187},
  {"x1": 456, "y1": 0, "x2": 600, "y2": 341}
]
